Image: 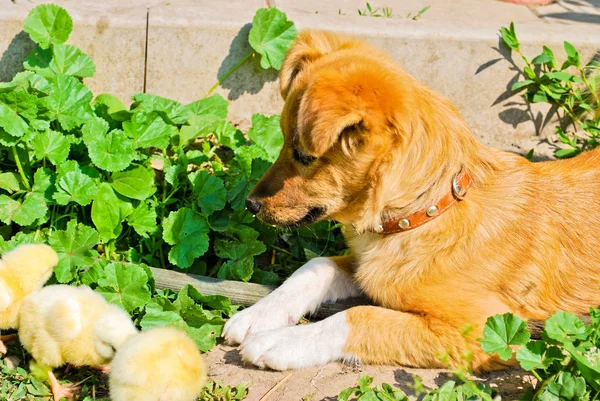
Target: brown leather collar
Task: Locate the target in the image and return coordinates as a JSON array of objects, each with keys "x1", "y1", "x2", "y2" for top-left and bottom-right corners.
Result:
[{"x1": 361, "y1": 170, "x2": 472, "y2": 235}]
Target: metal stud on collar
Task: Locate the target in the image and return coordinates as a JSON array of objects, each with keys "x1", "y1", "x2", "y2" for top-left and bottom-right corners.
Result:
[
  {"x1": 398, "y1": 219, "x2": 410, "y2": 229},
  {"x1": 426, "y1": 205, "x2": 439, "y2": 217},
  {"x1": 452, "y1": 174, "x2": 468, "y2": 200}
]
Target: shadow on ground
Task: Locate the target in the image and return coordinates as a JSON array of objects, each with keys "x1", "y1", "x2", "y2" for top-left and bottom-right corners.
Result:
[
  {"x1": 0, "y1": 31, "x2": 36, "y2": 82},
  {"x1": 216, "y1": 23, "x2": 278, "y2": 101}
]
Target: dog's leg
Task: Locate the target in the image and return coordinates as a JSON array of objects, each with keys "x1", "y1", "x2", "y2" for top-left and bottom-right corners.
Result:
[
  {"x1": 223, "y1": 256, "x2": 360, "y2": 344},
  {"x1": 240, "y1": 306, "x2": 477, "y2": 371}
]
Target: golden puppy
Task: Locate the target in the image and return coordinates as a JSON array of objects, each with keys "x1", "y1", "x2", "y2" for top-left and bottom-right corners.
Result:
[{"x1": 223, "y1": 30, "x2": 600, "y2": 371}]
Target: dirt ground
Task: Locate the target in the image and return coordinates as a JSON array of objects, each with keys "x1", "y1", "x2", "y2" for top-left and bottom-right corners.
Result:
[{"x1": 205, "y1": 345, "x2": 535, "y2": 401}]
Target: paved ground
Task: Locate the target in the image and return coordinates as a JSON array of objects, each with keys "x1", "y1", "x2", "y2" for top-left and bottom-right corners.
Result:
[{"x1": 205, "y1": 344, "x2": 535, "y2": 400}]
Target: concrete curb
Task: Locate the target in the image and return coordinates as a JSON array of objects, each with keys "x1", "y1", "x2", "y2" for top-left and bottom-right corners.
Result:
[{"x1": 1, "y1": 0, "x2": 599, "y2": 157}]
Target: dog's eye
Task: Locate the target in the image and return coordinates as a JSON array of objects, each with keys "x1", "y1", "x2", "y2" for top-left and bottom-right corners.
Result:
[{"x1": 293, "y1": 149, "x2": 317, "y2": 166}]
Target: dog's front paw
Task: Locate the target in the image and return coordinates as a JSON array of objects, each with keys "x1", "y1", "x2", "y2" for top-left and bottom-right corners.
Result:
[
  {"x1": 239, "y1": 312, "x2": 353, "y2": 370},
  {"x1": 223, "y1": 298, "x2": 296, "y2": 345}
]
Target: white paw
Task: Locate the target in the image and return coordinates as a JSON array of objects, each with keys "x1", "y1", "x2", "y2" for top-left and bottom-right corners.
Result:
[
  {"x1": 223, "y1": 257, "x2": 360, "y2": 345},
  {"x1": 223, "y1": 299, "x2": 295, "y2": 345},
  {"x1": 239, "y1": 312, "x2": 354, "y2": 370}
]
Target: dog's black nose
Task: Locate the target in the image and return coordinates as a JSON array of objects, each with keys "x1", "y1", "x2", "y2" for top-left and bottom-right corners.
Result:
[{"x1": 245, "y1": 198, "x2": 262, "y2": 215}]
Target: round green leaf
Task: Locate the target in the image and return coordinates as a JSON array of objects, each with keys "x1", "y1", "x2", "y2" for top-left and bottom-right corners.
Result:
[
  {"x1": 123, "y1": 111, "x2": 172, "y2": 150},
  {"x1": 162, "y1": 208, "x2": 210, "y2": 269},
  {"x1": 30, "y1": 130, "x2": 70, "y2": 165},
  {"x1": 81, "y1": 116, "x2": 109, "y2": 145},
  {"x1": 24, "y1": 44, "x2": 96, "y2": 78},
  {"x1": 247, "y1": 113, "x2": 283, "y2": 161},
  {"x1": 189, "y1": 170, "x2": 226, "y2": 215},
  {"x1": 516, "y1": 340, "x2": 563, "y2": 371},
  {"x1": 44, "y1": 74, "x2": 94, "y2": 131},
  {"x1": 88, "y1": 129, "x2": 136, "y2": 172},
  {"x1": 479, "y1": 313, "x2": 530, "y2": 360},
  {"x1": 0, "y1": 169, "x2": 52, "y2": 227},
  {"x1": 111, "y1": 166, "x2": 156, "y2": 200},
  {"x1": 131, "y1": 93, "x2": 191, "y2": 125},
  {"x1": 126, "y1": 201, "x2": 157, "y2": 237},
  {"x1": 185, "y1": 93, "x2": 228, "y2": 118},
  {"x1": 53, "y1": 170, "x2": 97, "y2": 206},
  {"x1": 96, "y1": 262, "x2": 152, "y2": 313},
  {"x1": 91, "y1": 183, "x2": 133, "y2": 242},
  {"x1": 544, "y1": 311, "x2": 587, "y2": 343},
  {"x1": 0, "y1": 172, "x2": 22, "y2": 193},
  {"x1": 0, "y1": 92, "x2": 37, "y2": 137},
  {"x1": 214, "y1": 228, "x2": 266, "y2": 282},
  {"x1": 0, "y1": 195, "x2": 20, "y2": 225},
  {"x1": 248, "y1": 8, "x2": 297, "y2": 70},
  {"x1": 48, "y1": 221, "x2": 99, "y2": 283},
  {"x1": 24, "y1": 4, "x2": 73, "y2": 49}
]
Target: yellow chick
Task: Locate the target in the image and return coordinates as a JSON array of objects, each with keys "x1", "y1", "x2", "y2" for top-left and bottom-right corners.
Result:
[
  {"x1": 109, "y1": 327, "x2": 208, "y2": 401},
  {"x1": 19, "y1": 284, "x2": 138, "y2": 401},
  {"x1": 0, "y1": 244, "x2": 59, "y2": 353}
]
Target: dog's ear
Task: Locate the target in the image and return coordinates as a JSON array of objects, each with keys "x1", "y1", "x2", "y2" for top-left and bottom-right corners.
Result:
[
  {"x1": 280, "y1": 30, "x2": 361, "y2": 99},
  {"x1": 297, "y1": 65, "x2": 414, "y2": 156}
]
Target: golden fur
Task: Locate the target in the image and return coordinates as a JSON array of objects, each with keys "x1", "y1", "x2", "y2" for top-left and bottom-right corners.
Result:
[{"x1": 248, "y1": 30, "x2": 600, "y2": 371}]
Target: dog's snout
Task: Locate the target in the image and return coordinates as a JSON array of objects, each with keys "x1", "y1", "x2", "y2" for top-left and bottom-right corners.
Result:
[{"x1": 245, "y1": 198, "x2": 263, "y2": 215}]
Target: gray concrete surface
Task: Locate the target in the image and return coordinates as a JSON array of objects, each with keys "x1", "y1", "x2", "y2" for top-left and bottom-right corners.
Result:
[{"x1": 1, "y1": 0, "x2": 599, "y2": 158}]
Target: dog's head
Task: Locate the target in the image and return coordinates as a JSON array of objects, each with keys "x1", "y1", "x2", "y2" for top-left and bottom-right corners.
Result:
[{"x1": 247, "y1": 30, "x2": 472, "y2": 228}]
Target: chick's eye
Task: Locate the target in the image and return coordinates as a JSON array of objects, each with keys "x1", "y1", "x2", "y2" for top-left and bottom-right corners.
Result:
[{"x1": 293, "y1": 149, "x2": 317, "y2": 166}]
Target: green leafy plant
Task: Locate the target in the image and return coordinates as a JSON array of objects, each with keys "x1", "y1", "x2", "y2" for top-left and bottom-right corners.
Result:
[
  {"x1": 338, "y1": 375, "x2": 409, "y2": 401},
  {"x1": 358, "y1": 3, "x2": 394, "y2": 18},
  {"x1": 337, "y1": 374, "x2": 495, "y2": 401},
  {"x1": 500, "y1": 23, "x2": 600, "y2": 158},
  {"x1": 406, "y1": 6, "x2": 431, "y2": 20},
  {"x1": 480, "y1": 308, "x2": 600, "y2": 401},
  {"x1": 0, "y1": 4, "x2": 346, "y2": 291},
  {"x1": 199, "y1": 381, "x2": 249, "y2": 401},
  {"x1": 357, "y1": 3, "x2": 430, "y2": 19}
]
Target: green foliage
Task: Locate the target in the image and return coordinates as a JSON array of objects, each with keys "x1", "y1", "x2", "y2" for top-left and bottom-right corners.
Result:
[
  {"x1": 0, "y1": 4, "x2": 345, "y2": 289},
  {"x1": 480, "y1": 309, "x2": 600, "y2": 400},
  {"x1": 500, "y1": 23, "x2": 600, "y2": 158},
  {"x1": 249, "y1": 8, "x2": 297, "y2": 70},
  {"x1": 199, "y1": 381, "x2": 250, "y2": 401},
  {"x1": 479, "y1": 313, "x2": 530, "y2": 360},
  {"x1": 338, "y1": 375, "x2": 409, "y2": 401},
  {"x1": 338, "y1": 375, "x2": 494, "y2": 401},
  {"x1": 23, "y1": 4, "x2": 73, "y2": 49},
  {"x1": 139, "y1": 284, "x2": 237, "y2": 352}
]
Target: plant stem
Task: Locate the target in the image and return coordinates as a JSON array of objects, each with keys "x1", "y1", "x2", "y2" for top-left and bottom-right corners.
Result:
[
  {"x1": 204, "y1": 50, "x2": 253, "y2": 98},
  {"x1": 11, "y1": 146, "x2": 31, "y2": 192},
  {"x1": 158, "y1": 242, "x2": 166, "y2": 269},
  {"x1": 531, "y1": 369, "x2": 543, "y2": 383},
  {"x1": 270, "y1": 245, "x2": 293, "y2": 256},
  {"x1": 205, "y1": 144, "x2": 218, "y2": 160}
]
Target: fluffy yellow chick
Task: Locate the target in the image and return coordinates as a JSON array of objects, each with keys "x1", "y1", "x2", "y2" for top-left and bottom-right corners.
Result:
[
  {"x1": 19, "y1": 284, "x2": 138, "y2": 401},
  {"x1": 0, "y1": 244, "x2": 58, "y2": 353},
  {"x1": 109, "y1": 327, "x2": 208, "y2": 401}
]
